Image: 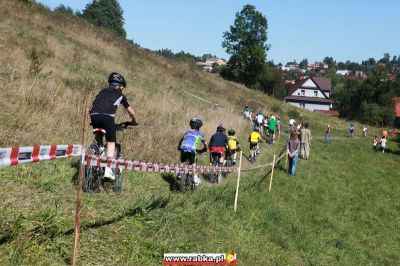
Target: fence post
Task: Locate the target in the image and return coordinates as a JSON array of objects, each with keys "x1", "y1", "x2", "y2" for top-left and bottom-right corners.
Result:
[
  {"x1": 72, "y1": 101, "x2": 89, "y2": 266},
  {"x1": 234, "y1": 151, "x2": 243, "y2": 213},
  {"x1": 269, "y1": 154, "x2": 276, "y2": 192}
]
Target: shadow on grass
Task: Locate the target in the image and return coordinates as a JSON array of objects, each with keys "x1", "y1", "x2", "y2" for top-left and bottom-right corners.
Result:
[
  {"x1": 161, "y1": 173, "x2": 180, "y2": 191},
  {"x1": 69, "y1": 159, "x2": 80, "y2": 186}
]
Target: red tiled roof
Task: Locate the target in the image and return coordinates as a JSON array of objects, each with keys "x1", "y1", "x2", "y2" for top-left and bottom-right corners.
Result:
[
  {"x1": 311, "y1": 77, "x2": 331, "y2": 91},
  {"x1": 314, "y1": 109, "x2": 340, "y2": 116},
  {"x1": 284, "y1": 95, "x2": 332, "y2": 103},
  {"x1": 394, "y1": 97, "x2": 400, "y2": 117},
  {"x1": 287, "y1": 79, "x2": 306, "y2": 96}
]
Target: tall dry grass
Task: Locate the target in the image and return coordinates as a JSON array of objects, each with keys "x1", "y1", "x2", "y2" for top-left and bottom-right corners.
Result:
[{"x1": 0, "y1": 0, "x2": 362, "y2": 163}]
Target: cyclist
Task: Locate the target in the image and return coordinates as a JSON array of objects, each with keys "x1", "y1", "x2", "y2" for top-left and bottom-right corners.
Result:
[
  {"x1": 209, "y1": 124, "x2": 229, "y2": 165},
  {"x1": 248, "y1": 126, "x2": 263, "y2": 159},
  {"x1": 177, "y1": 118, "x2": 208, "y2": 187},
  {"x1": 90, "y1": 72, "x2": 138, "y2": 181},
  {"x1": 226, "y1": 129, "x2": 241, "y2": 165}
]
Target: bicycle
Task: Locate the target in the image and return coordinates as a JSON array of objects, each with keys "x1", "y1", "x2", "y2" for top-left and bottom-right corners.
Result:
[
  {"x1": 83, "y1": 121, "x2": 137, "y2": 194},
  {"x1": 249, "y1": 143, "x2": 260, "y2": 163},
  {"x1": 210, "y1": 151, "x2": 223, "y2": 184},
  {"x1": 178, "y1": 154, "x2": 197, "y2": 192}
]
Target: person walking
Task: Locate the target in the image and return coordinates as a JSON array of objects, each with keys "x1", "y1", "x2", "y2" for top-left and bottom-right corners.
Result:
[
  {"x1": 287, "y1": 131, "x2": 300, "y2": 176},
  {"x1": 325, "y1": 125, "x2": 331, "y2": 144},
  {"x1": 380, "y1": 136, "x2": 387, "y2": 153},
  {"x1": 300, "y1": 122, "x2": 312, "y2": 159},
  {"x1": 372, "y1": 135, "x2": 378, "y2": 151}
]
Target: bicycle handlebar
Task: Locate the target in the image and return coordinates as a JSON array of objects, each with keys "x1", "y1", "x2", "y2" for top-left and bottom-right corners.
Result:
[{"x1": 115, "y1": 121, "x2": 139, "y2": 131}]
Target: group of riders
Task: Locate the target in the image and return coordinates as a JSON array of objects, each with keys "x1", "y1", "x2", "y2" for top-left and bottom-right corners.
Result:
[{"x1": 89, "y1": 72, "x2": 251, "y2": 188}]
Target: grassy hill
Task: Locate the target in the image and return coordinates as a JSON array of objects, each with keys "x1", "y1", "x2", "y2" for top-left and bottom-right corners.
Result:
[{"x1": 1, "y1": 1, "x2": 399, "y2": 265}]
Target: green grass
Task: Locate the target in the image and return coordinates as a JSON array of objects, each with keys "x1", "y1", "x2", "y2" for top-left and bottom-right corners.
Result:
[{"x1": 1, "y1": 136, "x2": 399, "y2": 265}]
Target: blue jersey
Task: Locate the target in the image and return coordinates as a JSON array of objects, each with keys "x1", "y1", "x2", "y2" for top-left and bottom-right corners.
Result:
[{"x1": 180, "y1": 130, "x2": 205, "y2": 152}]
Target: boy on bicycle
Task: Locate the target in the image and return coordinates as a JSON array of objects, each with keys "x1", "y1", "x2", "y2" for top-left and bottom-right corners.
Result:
[
  {"x1": 226, "y1": 129, "x2": 241, "y2": 165},
  {"x1": 248, "y1": 127, "x2": 263, "y2": 158},
  {"x1": 90, "y1": 72, "x2": 138, "y2": 181},
  {"x1": 177, "y1": 118, "x2": 208, "y2": 187},
  {"x1": 209, "y1": 124, "x2": 229, "y2": 165}
]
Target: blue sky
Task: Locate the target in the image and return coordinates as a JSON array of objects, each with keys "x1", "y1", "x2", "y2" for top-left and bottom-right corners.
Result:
[{"x1": 37, "y1": 0, "x2": 399, "y2": 64}]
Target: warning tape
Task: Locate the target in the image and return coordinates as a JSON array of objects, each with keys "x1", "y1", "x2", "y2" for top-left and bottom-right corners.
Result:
[
  {"x1": 84, "y1": 155, "x2": 237, "y2": 174},
  {"x1": 0, "y1": 144, "x2": 82, "y2": 168}
]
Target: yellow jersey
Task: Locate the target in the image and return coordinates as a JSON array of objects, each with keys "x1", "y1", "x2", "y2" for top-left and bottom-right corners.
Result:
[{"x1": 249, "y1": 131, "x2": 262, "y2": 143}]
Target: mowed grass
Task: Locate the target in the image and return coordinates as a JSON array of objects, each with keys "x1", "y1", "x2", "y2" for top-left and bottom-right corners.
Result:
[{"x1": 1, "y1": 134, "x2": 399, "y2": 265}]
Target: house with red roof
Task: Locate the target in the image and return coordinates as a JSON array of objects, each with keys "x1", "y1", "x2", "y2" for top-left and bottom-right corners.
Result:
[{"x1": 284, "y1": 77, "x2": 333, "y2": 112}]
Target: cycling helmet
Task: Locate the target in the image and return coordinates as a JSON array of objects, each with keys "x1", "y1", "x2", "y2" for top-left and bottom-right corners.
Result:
[
  {"x1": 189, "y1": 118, "x2": 203, "y2": 129},
  {"x1": 228, "y1": 129, "x2": 235, "y2": 135},
  {"x1": 108, "y1": 72, "x2": 126, "y2": 87},
  {"x1": 217, "y1": 124, "x2": 226, "y2": 132}
]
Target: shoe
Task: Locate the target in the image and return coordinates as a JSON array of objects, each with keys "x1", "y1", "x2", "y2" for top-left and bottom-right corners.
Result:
[
  {"x1": 104, "y1": 167, "x2": 115, "y2": 181},
  {"x1": 194, "y1": 174, "x2": 201, "y2": 186}
]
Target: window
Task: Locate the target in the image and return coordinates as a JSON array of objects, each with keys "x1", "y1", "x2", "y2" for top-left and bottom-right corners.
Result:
[
  {"x1": 300, "y1": 103, "x2": 305, "y2": 109},
  {"x1": 301, "y1": 89, "x2": 305, "y2": 96},
  {"x1": 314, "y1": 90, "x2": 318, "y2": 97}
]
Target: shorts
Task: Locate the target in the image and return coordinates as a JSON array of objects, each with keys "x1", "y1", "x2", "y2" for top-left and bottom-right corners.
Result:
[
  {"x1": 268, "y1": 129, "x2": 275, "y2": 134},
  {"x1": 180, "y1": 151, "x2": 196, "y2": 164},
  {"x1": 210, "y1": 146, "x2": 225, "y2": 154},
  {"x1": 90, "y1": 114, "x2": 116, "y2": 142},
  {"x1": 249, "y1": 142, "x2": 258, "y2": 149}
]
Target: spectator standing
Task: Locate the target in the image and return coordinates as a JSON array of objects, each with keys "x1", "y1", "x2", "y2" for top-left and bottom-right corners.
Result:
[
  {"x1": 325, "y1": 125, "x2": 331, "y2": 144},
  {"x1": 362, "y1": 125, "x2": 368, "y2": 137},
  {"x1": 287, "y1": 131, "x2": 300, "y2": 176},
  {"x1": 372, "y1": 136, "x2": 378, "y2": 151},
  {"x1": 300, "y1": 122, "x2": 312, "y2": 159},
  {"x1": 349, "y1": 124, "x2": 355, "y2": 138},
  {"x1": 380, "y1": 136, "x2": 387, "y2": 153}
]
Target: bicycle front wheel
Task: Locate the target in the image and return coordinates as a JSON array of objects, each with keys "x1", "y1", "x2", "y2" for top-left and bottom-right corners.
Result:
[{"x1": 83, "y1": 141, "x2": 102, "y2": 193}]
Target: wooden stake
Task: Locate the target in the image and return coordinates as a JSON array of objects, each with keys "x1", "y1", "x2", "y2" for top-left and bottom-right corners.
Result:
[
  {"x1": 234, "y1": 151, "x2": 243, "y2": 213},
  {"x1": 269, "y1": 154, "x2": 276, "y2": 192},
  {"x1": 285, "y1": 151, "x2": 288, "y2": 170},
  {"x1": 72, "y1": 100, "x2": 89, "y2": 266}
]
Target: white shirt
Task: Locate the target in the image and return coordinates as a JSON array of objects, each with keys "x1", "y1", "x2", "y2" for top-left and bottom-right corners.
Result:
[
  {"x1": 256, "y1": 114, "x2": 264, "y2": 123},
  {"x1": 380, "y1": 138, "x2": 387, "y2": 147}
]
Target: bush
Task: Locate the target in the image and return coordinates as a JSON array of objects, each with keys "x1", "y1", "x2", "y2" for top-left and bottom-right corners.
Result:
[{"x1": 287, "y1": 109, "x2": 301, "y2": 120}]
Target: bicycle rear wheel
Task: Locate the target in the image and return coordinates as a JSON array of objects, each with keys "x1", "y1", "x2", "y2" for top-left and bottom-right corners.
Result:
[
  {"x1": 112, "y1": 147, "x2": 123, "y2": 194},
  {"x1": 83, "y1": 141, "x2": 102, "y2": 193}
]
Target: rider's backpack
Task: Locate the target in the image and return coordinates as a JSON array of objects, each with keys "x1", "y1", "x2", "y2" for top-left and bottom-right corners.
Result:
[
  {"x1": 180, "y1": 130, "x2": 202, "y2": 152},
  {"x1": 227, "y1": 136, "x2": 238, "y2": 150}
]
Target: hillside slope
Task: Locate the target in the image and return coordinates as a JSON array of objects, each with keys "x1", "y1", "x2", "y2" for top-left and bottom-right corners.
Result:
[{"x1": 1, "y1": 1, "x2": 399, "y2": 265}]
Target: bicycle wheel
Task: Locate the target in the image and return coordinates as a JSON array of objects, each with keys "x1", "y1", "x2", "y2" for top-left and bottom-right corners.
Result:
[
  {"x1": 112, "y1": 147, "x2": 123, "y2": 194},
  {"x1": 83, "y1": 141, "x2": 102, "y2": 193}
]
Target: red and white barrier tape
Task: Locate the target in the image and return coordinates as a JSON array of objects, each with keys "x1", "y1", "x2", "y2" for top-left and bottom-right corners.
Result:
[
  {"x1": 84, "y1": 155, "x2": 237, "y2": 174},
  {"x1": 0, "y1": 144, "x2": 82, "y2": 168},
  {"x1": 0, "y1": 144, "x2": 237, "y2": 174}
]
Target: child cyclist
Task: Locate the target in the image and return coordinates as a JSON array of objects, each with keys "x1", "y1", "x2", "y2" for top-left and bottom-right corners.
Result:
[
  {"x1": 209, "y1": 124, "x2": 229, "y2": 165},
  {"x1": 248, "y1": 127, "x2": 263, "y2": 158},
  {"x1": 177, "y1": 118, "x2": 208, "y2": 187},
  {"x1": 226, "y1": 129, "x2": 241, "y2": 165}
]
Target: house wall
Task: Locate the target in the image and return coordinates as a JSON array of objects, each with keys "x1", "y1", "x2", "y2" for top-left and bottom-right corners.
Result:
[
  {"x1": 287, "y1": 101, "x2": 330, "y2": 111},
  {"x1": 302, "y1": 79, "x2": 316, "y2": 88},
  {"x1": 293, "y1": 88, "x2": 323, "y2": 98}
]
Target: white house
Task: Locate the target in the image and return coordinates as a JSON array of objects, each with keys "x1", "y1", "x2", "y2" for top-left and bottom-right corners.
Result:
[{"x1": 284, "y1": 77, "x2": 333, "y2": 111}]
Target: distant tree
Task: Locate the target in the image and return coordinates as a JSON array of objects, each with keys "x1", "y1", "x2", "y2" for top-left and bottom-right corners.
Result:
[
  {"x1": 299, "y1": 58, "x2": 308, "y2": 69},
  {"x1": 81, "y1": 0, "x2": 126, "y2": 38},
  {"x1": 201, "y1": 54, "x2": 217, "y2": 61},
  {"x1": 222, "y1": 4, "x2": 269, "y2": 87},
  {"x1": 323, "y1": 56, "x2": 335, "y2": 68},
  {"x1": 54, "y1": 4, "x2": 74, "y2": 16},
  {"x1": 337, "y1": 61, "x2": 346, "y2": 69}
]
